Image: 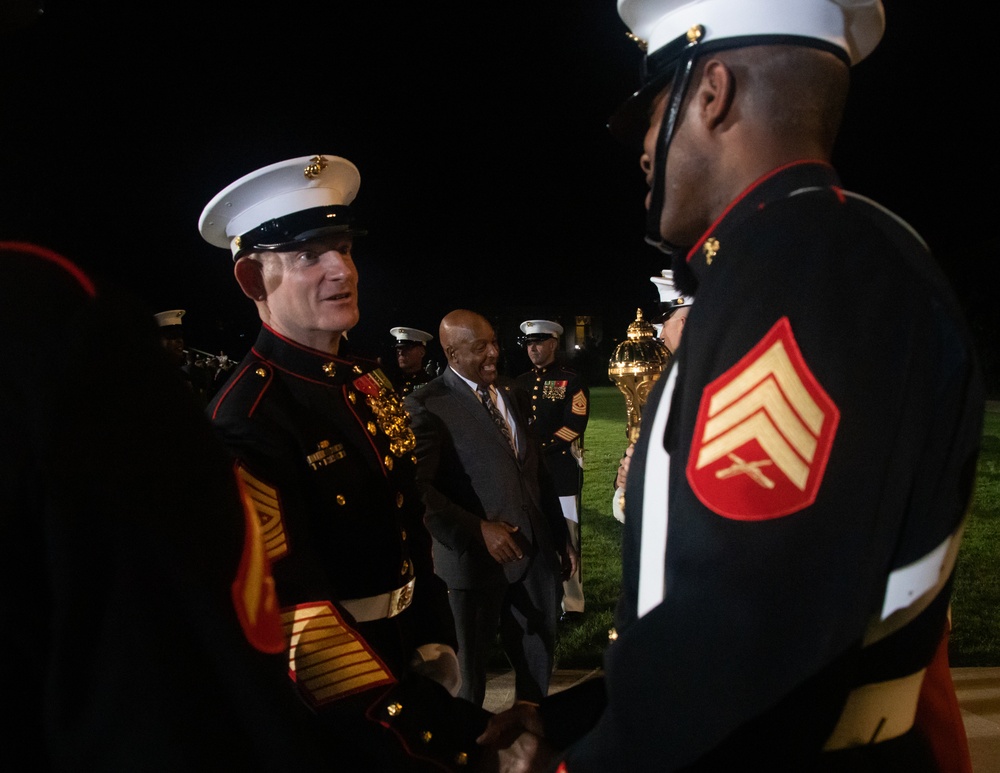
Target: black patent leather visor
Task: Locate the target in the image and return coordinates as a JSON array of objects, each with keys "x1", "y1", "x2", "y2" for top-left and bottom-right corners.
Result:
[
  {"x1": 607, "y1": 28, "x2": 701, "y2": 149},
  {"x1": 233, "y1": 205, "x2": 364, "y2": 259}
]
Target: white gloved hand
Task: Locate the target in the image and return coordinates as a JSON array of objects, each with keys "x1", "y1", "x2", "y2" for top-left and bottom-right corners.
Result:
[
  {"x1": 612, "y1": 485, "x2": 626, "y2": 524},
  {"x1": 410, "y1": 643, "x2": 462, "y2": 697}
]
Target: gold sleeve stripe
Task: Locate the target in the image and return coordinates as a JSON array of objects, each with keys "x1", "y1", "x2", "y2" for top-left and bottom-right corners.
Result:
[
  {"x1": 282, "y1": 603, "x2": 395, "y2": 706},
  {"x1": 237, "y1": 464, "x2": 289, "y2": 561},
  {"x1": 230, "y1": 465, "x2": 285, "y2": 654},
  {"x1": 555, "y1": 427, "x2": 580, "y2": 442},
  {"x1": 571, "y1": 391, "x2": 588, "y2": 415}
]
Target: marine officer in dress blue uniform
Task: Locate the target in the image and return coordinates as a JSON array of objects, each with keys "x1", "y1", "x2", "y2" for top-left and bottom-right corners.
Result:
[
  {"x1": 478, "y1": 2, "x2": 986, "y2": 770},
  {"x1": 390, "y1": 326, "x2": 435, "y2": 396},
  {"x1": 515, "y1": 319, "x2": 590, "y2": 622},
  {"x1": 199, "y1": 155, "x2": 489, "y2": 772}
]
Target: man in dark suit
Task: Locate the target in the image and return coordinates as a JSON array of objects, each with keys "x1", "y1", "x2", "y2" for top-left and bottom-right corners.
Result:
[{"x1": 404, "y1": 309, "x2": 578, "y2": 709}]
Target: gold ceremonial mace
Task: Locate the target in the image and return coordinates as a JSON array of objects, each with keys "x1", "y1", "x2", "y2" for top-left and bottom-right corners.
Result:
[
  {"x1": 608, "y1": 308, "x2": 671, "y2": 443},
  {"x1": 608, "y1": 309, "x2": 671, "y2": 513}
]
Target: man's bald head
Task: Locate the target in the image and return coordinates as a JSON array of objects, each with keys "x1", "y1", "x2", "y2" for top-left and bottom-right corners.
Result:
[
  {"x1": 439, "y1": 309, "x2": 484, "y2": 352},
  {"x1": 439, "y1": 309, "x2": 500, "y2": 387}
]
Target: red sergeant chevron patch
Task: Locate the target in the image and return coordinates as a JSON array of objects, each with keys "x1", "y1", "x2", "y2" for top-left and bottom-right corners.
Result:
[{"x1": 687, "y1": 317, "x2": 839, "y2": 520}]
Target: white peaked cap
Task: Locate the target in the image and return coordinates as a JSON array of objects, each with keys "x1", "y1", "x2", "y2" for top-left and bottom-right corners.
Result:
[
  {"x1": 618, "y1": 0, "x2": 885, "y2": 66},
  {"x1": 155, "y1": 309, "x2": 185, "y2": 328},
  {"x1": 650, "y1": 270, "x2": 693, "y2": 308},
  {"x1": 199, "y1": 155, "x2": 361, "y2": 258},
  {"x1": 519, "y1": 319, "x2": 564, "y2": 339},
  {"x1": 390, "y1": 327, "x2": 433, "y2": 344}
]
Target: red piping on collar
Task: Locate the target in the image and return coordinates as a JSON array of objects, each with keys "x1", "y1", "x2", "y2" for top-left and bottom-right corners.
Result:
[
  {"x1": 261, "y1": 322, "x2": 352, "y2": 362},
  {"x1": 685, "y1": 160, "x2": 833, "y2": 263}
]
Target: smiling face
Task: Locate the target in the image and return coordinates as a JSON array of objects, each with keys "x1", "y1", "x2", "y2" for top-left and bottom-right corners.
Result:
[
  {"x1": 443, "y1": 311, "x2": 499, "y2": 389},
  {"x1": 242, "y1": 233, "x2": 360, "y2": 352}
]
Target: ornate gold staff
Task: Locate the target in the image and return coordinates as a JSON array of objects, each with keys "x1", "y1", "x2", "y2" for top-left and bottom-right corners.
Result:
[{"x1": 608, "y1": 308, "x2": 671, "y2": 515}]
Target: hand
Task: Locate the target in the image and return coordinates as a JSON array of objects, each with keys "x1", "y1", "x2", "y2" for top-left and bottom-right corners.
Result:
[
  {"x1": 614, "y1": 443, "x2": 634, "y2": 490},
  {"x1": 477, "y1": 701, "x2": 545, "y2": 748},
  {"x1": 476, "y1": 731, "x2": 557, "y2": 773},
  {"x1": 477, "y1": 704, "x2": 554, "y2": 773},
  {"x1": 409, "y1": 643, "x2": 462, "y2": 697},
  {"x1": 481, "y1": 520, "x2": 524, "y2": 564},
  {"x1": 561, "y1": 538, "x2": 579, "y2": 581}
]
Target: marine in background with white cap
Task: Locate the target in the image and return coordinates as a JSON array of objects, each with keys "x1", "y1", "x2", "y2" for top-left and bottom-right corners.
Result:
[
  {"x1": 478, "y1": 1, "x2": 984, "y2": 770},
  {"x1": 199, "y1": 155, "x2": 489, "y2": 771},
  {"x1": 515, "y1": 319, "x2": 590, "y2": 623},
  {"x1": 154, "y1": 309, "x2": 187, "y2": 369},
  {"x1": 648, "y1": 269, "x2": 692, "y2": 354},
  {"x1": 154, "y1": 308, "x2": 225, "y2": 407},
  {"x1": 389, "y1": 326, "x2": 434, "y2": 396}
]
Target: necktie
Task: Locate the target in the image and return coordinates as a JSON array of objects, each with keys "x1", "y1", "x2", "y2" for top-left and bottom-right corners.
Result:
[{"x1": 478, "y1": 386, "x2": 515, "y2": 452}]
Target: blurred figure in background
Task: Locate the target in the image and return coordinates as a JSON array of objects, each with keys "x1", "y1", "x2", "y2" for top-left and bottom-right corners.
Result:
[
  {"x1": 1, "y1": 240, "x2": 339, "y2": 769},
  {"x1": 648, "y1": 270, "x2": 692, "y2": 355},
  {"x1": 389, "y1": 325, "x2": 435, "y2": 395},
  {"x1": 154, "y1": 308, "x2": 188, "y2": 369}
]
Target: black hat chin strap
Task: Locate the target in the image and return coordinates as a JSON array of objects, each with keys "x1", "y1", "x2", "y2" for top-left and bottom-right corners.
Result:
[{"x1": 644, "y1": 38, "x2": 702, "y2": 257}]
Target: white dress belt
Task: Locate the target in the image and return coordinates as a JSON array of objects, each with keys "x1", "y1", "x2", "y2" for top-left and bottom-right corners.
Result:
[
  {"x1": 340, "y1": 578, "x2": 416, "y2": 623},
  {"x1": 823, "y1": 669, "x2": 926, "y2": 750}
]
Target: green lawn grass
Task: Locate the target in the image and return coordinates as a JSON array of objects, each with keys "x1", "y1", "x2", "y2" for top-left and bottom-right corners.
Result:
[
  {"x1": 549, "y1": 387, "x2": 1000, "y2": 669},
  {"x1": 950, "y1": 409, "x2": 1000, "y2": 666},
  {"x1": 553, "y1": 387, "x2": 628, "y2": 668}
]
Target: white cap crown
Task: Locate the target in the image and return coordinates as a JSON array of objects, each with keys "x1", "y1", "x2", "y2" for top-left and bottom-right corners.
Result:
[
  {"x1": 618, "y1": 0, "x2": 885, "y2": 65},
  {"x1": 650, "y1": 270, "x2": 693, "y2": 308},
  {"x1": 155, "y1": 309, "x2": 185, "y2": 328},
  {"x1": 519, "y1": 319, "x2": 564, "y2": 340},
  {"x1": 199, "y1": 155, "x2": 361, "y2": 258},
  {"x1": 390, "y1": 326, "x2": 433, "y2": 344}
]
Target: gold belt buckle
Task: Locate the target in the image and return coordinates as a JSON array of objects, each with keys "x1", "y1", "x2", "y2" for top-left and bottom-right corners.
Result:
[{"x1": 387, "y1": 578, "x2": 415, "y2": 618}]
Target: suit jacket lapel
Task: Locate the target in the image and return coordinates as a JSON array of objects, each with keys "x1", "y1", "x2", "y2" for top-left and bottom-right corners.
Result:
[
  {"x1": 443, "y1": 368, "x2": 518, "y2": 458},
  {"x1": 495, "y1": 384, "x2": 525, "y2": 462}
]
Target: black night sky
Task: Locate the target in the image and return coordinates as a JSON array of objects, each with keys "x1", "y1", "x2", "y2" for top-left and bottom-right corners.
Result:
[{"x1": 1, "y1": 0, "x2": 996, "y2": 388}]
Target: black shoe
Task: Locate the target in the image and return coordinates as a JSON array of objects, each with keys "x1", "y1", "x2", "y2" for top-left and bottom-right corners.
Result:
[{"x1": 560, "y1": 611, "x2": 584, "y2": 625}]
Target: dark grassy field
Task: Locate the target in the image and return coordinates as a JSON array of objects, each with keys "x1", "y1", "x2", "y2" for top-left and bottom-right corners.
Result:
[
  {"x1": 547, "y1": 388, "x2": 1000, "y2": 669},
  {"x1": 950, "y1": 406, "x2": 1000, "y2": 666}
]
